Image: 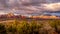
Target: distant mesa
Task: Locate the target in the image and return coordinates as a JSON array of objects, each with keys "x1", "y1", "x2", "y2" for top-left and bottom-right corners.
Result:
[
  {"x1": 0, "y1": 12, "x2": 59, "y2": 19},
  {"x1": 0, "y1": 12, "x2": 26, "y2": 19}
]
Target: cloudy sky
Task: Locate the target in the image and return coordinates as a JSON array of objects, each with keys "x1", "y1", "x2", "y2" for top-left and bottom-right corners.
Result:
[{"x1": 0, "y1": 0, "x2": 60, "y2": 15}]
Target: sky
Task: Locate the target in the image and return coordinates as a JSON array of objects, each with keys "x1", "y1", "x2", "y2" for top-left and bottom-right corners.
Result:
[{"x1": 0, "y1": 0, "x2": 60, "y2": 15}]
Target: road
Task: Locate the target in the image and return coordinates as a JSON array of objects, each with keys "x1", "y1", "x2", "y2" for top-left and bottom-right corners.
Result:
[{"x1": 0, "y1": 20, "x2": 14, "y2": 23}]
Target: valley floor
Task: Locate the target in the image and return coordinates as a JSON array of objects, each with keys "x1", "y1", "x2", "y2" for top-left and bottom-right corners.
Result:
[{"x1": 0, "y1": 19, "x2": 60, "y2": 34}]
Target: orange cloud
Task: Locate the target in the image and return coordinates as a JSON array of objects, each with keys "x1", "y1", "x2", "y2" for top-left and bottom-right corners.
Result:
[{"x1": 43, "y1": 3, "x2": 60, "y2": 11}]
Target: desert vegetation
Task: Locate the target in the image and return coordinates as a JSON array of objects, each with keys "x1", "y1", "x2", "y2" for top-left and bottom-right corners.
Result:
[{"x1": 0, "y1": 19, "x2": 60, "y2": 34}]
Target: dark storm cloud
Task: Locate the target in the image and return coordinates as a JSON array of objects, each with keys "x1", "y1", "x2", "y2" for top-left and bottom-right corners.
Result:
[{"x1": 0, "y1": 0, "x2": 60, "y2": 14}]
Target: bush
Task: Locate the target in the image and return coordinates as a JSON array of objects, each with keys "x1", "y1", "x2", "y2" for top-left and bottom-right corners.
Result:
[
  {"x1": 49, "y1": 20, "x2": 60, "y2": 34},
  {"x1": 0, "y1": 23, "x2": 7, "y2": 34},
  {"x1": 17, "y1": 20, "x2": 42, "y2": 34},
  {"x1": 1, "y1": 19, "x2": 60, "y2": 34}
]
